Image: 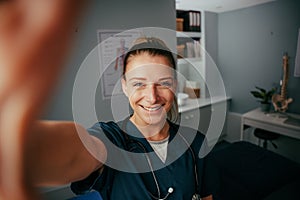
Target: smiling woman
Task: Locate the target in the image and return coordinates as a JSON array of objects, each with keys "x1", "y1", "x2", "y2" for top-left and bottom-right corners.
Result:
[{"x1": 70, "y1": 37, "x2": 213, "y2": 200}]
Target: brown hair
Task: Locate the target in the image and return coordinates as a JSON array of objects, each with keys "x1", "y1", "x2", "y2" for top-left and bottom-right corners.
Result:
[
  {"x1": 123, "y1": 37, "x2": 176, "y2": 75},
  {"x1": 122, "y1": 37, "x2": 178, "y2": 122}
]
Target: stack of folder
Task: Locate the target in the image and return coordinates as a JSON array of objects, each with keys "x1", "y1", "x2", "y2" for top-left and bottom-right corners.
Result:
[{"x1": 176, "y1": 10, "x2": 201, "y2": 32}]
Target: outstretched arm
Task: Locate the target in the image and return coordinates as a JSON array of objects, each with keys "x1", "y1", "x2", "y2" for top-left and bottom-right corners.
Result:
[
  {"x1": 0, "y1": 1, "x2": 107, "y2": 199},
  {"x1": 25, "y1": 121, "x2": 106, "y2": 186}
]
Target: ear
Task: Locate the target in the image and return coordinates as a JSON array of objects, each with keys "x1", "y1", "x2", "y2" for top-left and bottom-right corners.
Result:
[{"x1": 121, "y1": 77, "x2": 128, "y2": 97}]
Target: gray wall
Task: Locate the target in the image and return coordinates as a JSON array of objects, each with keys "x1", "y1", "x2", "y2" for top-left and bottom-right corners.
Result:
[
  {"x1": 45, "y1": 0, "x2": 176, "y2": 127},
  {"x1": 218, "y1": 0, "x2": 300, "y2": 114}
]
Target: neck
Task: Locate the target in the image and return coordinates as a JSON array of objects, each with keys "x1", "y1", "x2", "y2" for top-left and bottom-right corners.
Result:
[{"x1": 130, "y1": 118, "x2": 170, "y2": 141}]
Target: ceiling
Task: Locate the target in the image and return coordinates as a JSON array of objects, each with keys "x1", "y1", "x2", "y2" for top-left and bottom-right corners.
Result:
[{"x1": 176, "y1": 0, "x2": 276, "y2": 13}]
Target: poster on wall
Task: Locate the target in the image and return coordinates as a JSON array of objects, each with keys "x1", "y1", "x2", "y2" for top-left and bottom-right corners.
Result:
[{"x1": 97, "y1": 30, "x2": 142, "y2": 99}]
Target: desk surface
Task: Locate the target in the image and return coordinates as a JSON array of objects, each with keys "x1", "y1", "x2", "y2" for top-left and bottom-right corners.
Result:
[{"x1": 241, "y1": 108, "x2": 300, "y2": 140}]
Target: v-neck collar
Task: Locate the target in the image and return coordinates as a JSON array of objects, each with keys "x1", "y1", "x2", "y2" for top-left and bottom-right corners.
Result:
[{"x1": 119, "y1": 117, "x2": 177, "y2": 153}]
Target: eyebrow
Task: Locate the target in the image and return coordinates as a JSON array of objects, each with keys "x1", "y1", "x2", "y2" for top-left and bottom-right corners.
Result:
[
  {"x1": 128, "y1": 77, "x2": 174, "y2": 82},
  {"x1": 127, "y1": 77, "x2": 147, "y2": 82},
  {"x1": 158, "y1": 77, "x2": 174, "y2": 81}
]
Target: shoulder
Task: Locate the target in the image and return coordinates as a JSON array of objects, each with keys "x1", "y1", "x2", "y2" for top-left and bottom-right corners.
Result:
[{"x1": 87, "y1": 120, "x2": 127, "y2": 149}]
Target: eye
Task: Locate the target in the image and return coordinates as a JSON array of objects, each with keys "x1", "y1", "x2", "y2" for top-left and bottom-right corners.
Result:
[
  {"x1": 159, "y1": 81, "x2": 172, "y2": 88},
  {"x1": 133, "y1": 82, "x2": 146, "y2": 88}
]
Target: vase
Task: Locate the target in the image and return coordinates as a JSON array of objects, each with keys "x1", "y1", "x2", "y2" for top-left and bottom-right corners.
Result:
[{"x1": 260, "y1": 103, "x2": 271, "y2": 112}]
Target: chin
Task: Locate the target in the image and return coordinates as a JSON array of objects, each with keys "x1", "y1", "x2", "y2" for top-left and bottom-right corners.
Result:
[
  {"x1": 144, "y1": 115, "x2": 167, "y2": 126},
  {"x1": 132, "y1": 114, "x2": 166, "y2": 127}
]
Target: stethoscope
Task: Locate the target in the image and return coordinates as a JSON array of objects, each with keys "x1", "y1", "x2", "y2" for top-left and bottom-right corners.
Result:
[{"x1": 121, "y1": 118, "x2": 202, "y2": 200}]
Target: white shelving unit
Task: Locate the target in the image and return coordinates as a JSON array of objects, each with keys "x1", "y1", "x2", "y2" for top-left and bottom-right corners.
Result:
[
  {"x1": 175, "y1": 10, "x2": 223, "y2": 145},
  {"x1": 176, "y1": 14, "x2": 205, "y2": 98},
  {"x1": 176, "y1": 10, "x2": 218, "y2": 100}
]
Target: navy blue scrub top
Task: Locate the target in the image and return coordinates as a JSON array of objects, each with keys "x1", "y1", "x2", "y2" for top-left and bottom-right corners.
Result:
[{"x1": 71, "y1": 118, "x2": 210, "y2": 200}]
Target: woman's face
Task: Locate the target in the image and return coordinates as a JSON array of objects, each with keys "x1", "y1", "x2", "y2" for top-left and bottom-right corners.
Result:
[{"x1": 122, "y1": 52, "x2": 176, "y2": 127}]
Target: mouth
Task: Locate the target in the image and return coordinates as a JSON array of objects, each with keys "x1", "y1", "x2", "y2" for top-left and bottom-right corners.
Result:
[{"x1": 140, "y1": 105, "x2": 163, "y2": 112}]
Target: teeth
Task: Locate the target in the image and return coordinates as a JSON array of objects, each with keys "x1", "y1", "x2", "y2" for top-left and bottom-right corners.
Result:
[{"x1": 144, "y1": 106, "x2": 161, "y2": 111}]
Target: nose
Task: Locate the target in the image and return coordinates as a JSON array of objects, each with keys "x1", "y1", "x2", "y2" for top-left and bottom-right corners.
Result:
[{"x1": 145, "y1": 84, "x2": 158, "y2": 104}]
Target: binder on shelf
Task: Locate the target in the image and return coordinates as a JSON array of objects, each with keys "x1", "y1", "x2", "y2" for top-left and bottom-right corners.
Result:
[
  {"x1": 196, "y1": 11, "x2": 201, "y2": 32},
  {"x1": 190, "y1": 11, "x2": 195, "y2": 31},
  {"x1": 176, "y1": 10, "x2": 201, "y2": 32}
]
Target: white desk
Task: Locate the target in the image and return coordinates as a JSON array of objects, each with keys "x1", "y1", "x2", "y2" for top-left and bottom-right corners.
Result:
[{"x1": 240, "y1": 108, "x2": 300, "y2": 140}]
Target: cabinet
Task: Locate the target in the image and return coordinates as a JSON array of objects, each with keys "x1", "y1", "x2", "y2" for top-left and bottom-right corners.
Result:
[
  {"x1": 178, "y1": 98, "x2": 230, "y2": 147},
  {"x1": 176, "y1": 10, "x2": 218, "y2": 99},
  {"x1": 179, "y1": 106, "x2": 210, "y2": 134}
]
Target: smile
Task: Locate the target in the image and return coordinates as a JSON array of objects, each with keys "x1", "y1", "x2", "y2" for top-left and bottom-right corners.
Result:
[{"x1": 141, "y1": 105, "x2": 163, "y2": 111}]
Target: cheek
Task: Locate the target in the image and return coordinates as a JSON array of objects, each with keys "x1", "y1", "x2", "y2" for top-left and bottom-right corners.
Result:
[
  {"x1": 127, "y1": 87, "x2": 175, "y2": 104},
  {"x1": 162, "y1": 90, "x2": 175, "y2": 103},
  {"x1": 127, "y1": 90, "x2": 142, "y2": 105}
]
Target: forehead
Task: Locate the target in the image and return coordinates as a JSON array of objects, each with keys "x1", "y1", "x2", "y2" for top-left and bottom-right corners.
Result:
[
  {"x1": 125, "y1": 53, "x2": 173, "y2": 76},
  {"x1": 125, "y1": 54, "x2": 174, "y2": 80},
  {"x1": 126, "y1": 53, "x2": 172, "y2": 71}
]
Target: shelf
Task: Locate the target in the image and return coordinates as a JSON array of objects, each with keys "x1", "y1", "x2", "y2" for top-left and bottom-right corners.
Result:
[
  {"x1": 177, "y1": 57, "x2": 202, "y2": 65},
  {"x1": 176, "y1": 31, "x2": 201, "y2": 38}
]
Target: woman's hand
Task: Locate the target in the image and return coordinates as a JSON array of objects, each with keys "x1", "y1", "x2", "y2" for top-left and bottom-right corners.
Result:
[{"x1": 0, "y1": 1, "x2": 85, "y2": 199}]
